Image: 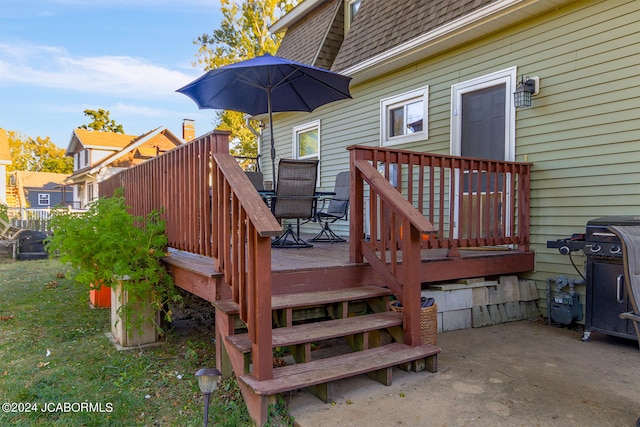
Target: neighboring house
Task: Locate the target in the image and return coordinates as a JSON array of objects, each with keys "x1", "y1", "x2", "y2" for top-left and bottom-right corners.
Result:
[
  {"x1": 65, "y1": 126, "x2": 186, "y2": 208},
  {"x1": 6, "y1": 171, "x2": 73, "y2": 209},
  {"x1": 0, "y1": 128, "x2": 11, "y2": 205},
  {"x1": 265, "y1": 0, "x2": 640, "y2": 287}
]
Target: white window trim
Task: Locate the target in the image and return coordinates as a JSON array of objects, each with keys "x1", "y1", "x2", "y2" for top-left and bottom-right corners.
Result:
[
  {"x1": 38, "y1": 193, "x2": 50, "y2": 206},
  {"x1": 380, "y1": 86, "x2": 429, "y2": 147},
  {"x1": 450, "y1": 67, "x2": 517, "y2": 161},
  {"x1": 344, "y1": 0, "x2": 361, "y2": 34},
  {"x1": 292, "y1": 120, "x2": 321, "y2": 181},
  {"x1": 292, "y1": 120, "x2": 321, "y2": 160}
]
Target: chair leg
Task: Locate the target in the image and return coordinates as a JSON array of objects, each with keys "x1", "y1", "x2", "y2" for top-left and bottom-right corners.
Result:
[
  {"x1": 272, "y1": 224, "x2": 313, "y2": 248},
  {"x1": 310, "y1": 222, "x2": 346, "y2": 243}
]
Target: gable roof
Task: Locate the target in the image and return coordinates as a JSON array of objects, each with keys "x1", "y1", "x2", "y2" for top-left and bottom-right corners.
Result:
[
  {"x1": 276, "y1": 0, "x2": 342, "y2": 68},
  {"x1": 275, "y1": 0, "x2": 577, "y2": 81},
  {"x1": 11, "y1": 171, "x2": 71, "y2": 189},
  {"x1": 330, "y1": 0, "x2": 497, "y2": 71},
  {"x1": 66, "y1": 128, "x2": 138, "y2": 156},
  {"x1": 0, "y1": 128, "x2": 11, "y2": 164},
  {"x1": 67, "y1": 127, "x2": 183, "y2": 181}
]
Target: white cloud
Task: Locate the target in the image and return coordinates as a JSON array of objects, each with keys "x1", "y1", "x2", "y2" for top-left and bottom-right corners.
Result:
[{"x1": 0, "y1": 42, "x2": 200, "y2": 99}]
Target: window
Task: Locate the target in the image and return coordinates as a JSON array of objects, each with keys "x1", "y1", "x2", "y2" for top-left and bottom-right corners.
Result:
[
  {"x1": 292, "y1": 120, "x2": 320, "y2": 179},
  {"x1": 293, "y1": 120, "x2": 320, "y2": 160},
  {"x1": 38, "y1": 194, "x2": 50, "y2": 206},
  {"x1": 345, "y1": 0, "x2": 361, "y2": 33},
  {"x1": 380, "y1": 86, "x2": 429, "y2": 146},
  {"x1": 84, "y1": 149, "x2": 90, "y2": 166},
  {"x1": 87, "y1": 182, "x2": 95, "y2": 202}
]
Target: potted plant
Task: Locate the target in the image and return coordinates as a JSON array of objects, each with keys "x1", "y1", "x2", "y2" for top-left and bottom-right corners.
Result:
[{"x1": 46, "y1": 190, "x2": 179, "y2": 347}]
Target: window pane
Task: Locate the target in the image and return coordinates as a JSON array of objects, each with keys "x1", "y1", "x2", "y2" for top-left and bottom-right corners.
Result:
[
  {"x1": 298, "y1": 128, "x2": 318, "y2": 158},
  {"x1": 406, "y1": 100, "x2": 423, "y2": 133},
  {"x1": 350, "y1": 0, "x2": 361, "y2": 23},
  {"x1": 389, "y1": 107, "x2": 404, "y2": 137}
]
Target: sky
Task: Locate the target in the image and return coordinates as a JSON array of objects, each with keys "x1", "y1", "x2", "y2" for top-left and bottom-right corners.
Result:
[{"x1": 0, "y1": 0, "x2": 224, "y2": 149}]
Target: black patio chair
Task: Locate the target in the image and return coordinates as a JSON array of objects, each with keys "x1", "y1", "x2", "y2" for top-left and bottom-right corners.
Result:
[
  {"x1": 608, "y1": 225, "x2": 640, "y2": 346},
  {"x1": 245, "y1": 171, "x2": 265, "y2": 191},
  {"x1": 310, "y1": 171, "x2": 349, "y2": 243},
  {"x1": 270, "y1": 159, "x2": 318, "y2": 248}
]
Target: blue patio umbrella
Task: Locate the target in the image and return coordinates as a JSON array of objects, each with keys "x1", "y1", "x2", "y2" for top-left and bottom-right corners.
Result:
[{"x1": 177, "y1": 54, "x2": 352, "y2": 181}]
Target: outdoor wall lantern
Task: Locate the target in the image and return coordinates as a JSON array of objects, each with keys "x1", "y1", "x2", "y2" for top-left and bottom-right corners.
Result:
[
  {"x1": 195, "y1": 368, "x2": 222, "y2": 427},
  {"x1": 513, "y1": 76, "x2": 540, "y2": 108}
]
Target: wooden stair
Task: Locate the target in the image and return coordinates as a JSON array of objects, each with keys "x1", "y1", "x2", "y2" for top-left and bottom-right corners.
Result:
[{"x1": 215, "y1": 285, "x2": 440, "y2": 426}]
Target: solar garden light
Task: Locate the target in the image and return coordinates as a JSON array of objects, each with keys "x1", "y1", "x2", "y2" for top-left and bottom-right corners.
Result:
[{"x1": 195, "y1": 368, "x2": 222, "y2": 427}]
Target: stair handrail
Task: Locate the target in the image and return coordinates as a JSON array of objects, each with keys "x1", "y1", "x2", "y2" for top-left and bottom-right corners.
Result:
[
  {"x1": 99, "y1": 131, "x2": 281, "y2": 381},
  {"x1": 351, "y1": 155, "x2": 436, "y2": 347},
  {"x1": 211, "y1": 152, "x2": 281, "y2": 381}
]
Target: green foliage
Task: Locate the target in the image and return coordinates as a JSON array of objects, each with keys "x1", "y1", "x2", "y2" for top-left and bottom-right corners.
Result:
[
  {"x1": 79, "y1": 108, "x2": 125, "y2": 133},
  {"x1": 193, "y1": 0, "x2": 299, "y2": 158},
  {"x1": 0, "y1": 202, "x2": 7, "y2": 223},
  {"x1": 45, "y1": 190, "x2": 179, "y2": 333},
  {"x1": 7, "y1": 130, "x2": 73, "y2": 173}
]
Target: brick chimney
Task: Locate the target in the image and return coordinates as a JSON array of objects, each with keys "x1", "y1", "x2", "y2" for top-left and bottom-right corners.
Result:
[{"x1": 182, "y1": 119, "x2": 195, "y2": 142}]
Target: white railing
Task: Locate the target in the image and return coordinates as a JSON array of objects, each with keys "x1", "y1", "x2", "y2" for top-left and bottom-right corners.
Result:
[{"x1": 7, "y1": 207, "x2": 87, "y2": 233}]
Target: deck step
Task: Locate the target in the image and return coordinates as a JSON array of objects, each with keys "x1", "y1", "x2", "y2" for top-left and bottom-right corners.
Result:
[
  {"x1": 226, "y1": 311, "x2": 402, "y2": 353},
  {"x1": 213, "y1": 285, "x2": 392, "y2": 315},
  {"x1": 239, "y1": 342, "x2": 440, "y2": 396}
]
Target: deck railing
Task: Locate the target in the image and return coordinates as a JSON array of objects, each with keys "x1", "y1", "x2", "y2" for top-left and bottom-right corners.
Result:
[
  {"x1": 349, "y1": 145, "x2": 531, "y2": 346},
  {"x1": 349, "y1": 145, "x2": 531, "y2": 254},
  {"x1": 100, "y1": 130, "x2": 281, "y2": 381}
]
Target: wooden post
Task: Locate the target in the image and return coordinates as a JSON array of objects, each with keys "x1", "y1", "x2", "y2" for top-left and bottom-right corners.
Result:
[
  {"x1": 350, "y1": 148, "x2": 364, "y2": 264},
  {"x1": 402, "y1": 219, "x2": 422, "y2": 347}
]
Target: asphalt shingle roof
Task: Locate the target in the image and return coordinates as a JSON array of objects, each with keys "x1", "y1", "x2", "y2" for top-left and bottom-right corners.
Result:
[{"x1": 332, "y1": 0, "x2": 496, "y2": 71}]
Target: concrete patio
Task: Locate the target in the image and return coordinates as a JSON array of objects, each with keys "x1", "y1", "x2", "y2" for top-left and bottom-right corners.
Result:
[{"x1": 287, "y1": 320, "x2": 640, "y2": 427}]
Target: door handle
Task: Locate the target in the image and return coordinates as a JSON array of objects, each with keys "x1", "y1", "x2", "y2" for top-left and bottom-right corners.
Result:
[{"x1": 616, "y1": 274, "x2": 625, "y2": 304}]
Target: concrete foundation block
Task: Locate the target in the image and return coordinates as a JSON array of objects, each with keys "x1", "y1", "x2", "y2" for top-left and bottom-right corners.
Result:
[
  {"x1": 519, "y1": 280, "x2": 540, "y2": 301},
  {"x1": 436, "y1": 312, "x2": 443, "y2": 333},
  {"x1": 422, "y1": 289, "x2": 472, "y2": 312},
  {"x1": 472, "y1": 305, "x2": 493, "y2": 328},
  {"x1": 504, "y1": 301, "x2": 523, "y2": 322},
  {"x1": 487, "y1": 285, "x2": 506, "y2": 305},
  {"x1": 501, "y1": 277, "x2": 521, "y2": 302},
  {"x1": 520, "y1": 301, "x2": 540, "y2": 319},
  {"x1": 441, "y1": 309, "x2": 472, "y2": 332},
  {"x1": 456, "y1": 277, "x2": 486, "y2": 285},
  {"x1": 488, "y1": 304, "x2": 504, "y2": 324},
  {"x1": 472, "y1": 287, "x2": 489, "y2": 307}
]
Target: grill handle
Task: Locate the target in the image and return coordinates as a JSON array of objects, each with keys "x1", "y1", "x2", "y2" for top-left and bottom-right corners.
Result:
[{"x1": 616, "y1": 274, "x2": 625, "y2": 304}]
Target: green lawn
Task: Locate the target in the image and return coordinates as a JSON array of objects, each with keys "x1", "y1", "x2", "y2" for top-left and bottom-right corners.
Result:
[{"x1": 0, "y1": 257, "x2": 292, "y2": 426}]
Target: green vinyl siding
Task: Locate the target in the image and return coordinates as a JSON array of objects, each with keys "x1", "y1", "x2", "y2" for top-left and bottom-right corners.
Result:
[{"x1": 264, "y1": 0, "x2": 640, "y2": 298}]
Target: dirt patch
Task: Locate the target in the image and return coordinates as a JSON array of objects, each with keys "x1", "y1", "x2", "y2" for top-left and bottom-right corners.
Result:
[{"x1": 166, "y1": 288, "x2": 216, "y2": 338}]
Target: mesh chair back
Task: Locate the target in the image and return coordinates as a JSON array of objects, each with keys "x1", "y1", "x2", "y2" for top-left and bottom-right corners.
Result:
[
  {"x1": 272, "y1": 159, "x2": 318, "y2": 220},
  {"x1": 245, "y1": 171, "x2": 265, "y2": 191},
  {"x1": 326, "y1": 171, "x2": 350, "y2": 217}
]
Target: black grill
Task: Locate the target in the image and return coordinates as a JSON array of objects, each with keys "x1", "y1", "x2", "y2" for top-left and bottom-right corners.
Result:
[{"x1": 548, "y1": 215, "x2": 640, "y2": 341}]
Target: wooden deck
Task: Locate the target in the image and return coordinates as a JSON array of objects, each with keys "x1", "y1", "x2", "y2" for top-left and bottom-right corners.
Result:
[{"x1": 164, "y1": 236, "x2": 534, "y2": 303}]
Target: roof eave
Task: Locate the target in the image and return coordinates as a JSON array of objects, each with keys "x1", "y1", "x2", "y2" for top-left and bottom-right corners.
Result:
[{"x1": 270, "y1": 0, "x2": 326, "y2": 34}]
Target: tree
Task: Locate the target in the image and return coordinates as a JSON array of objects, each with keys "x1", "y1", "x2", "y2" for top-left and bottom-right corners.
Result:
[
  {"x1": 194, "y1": 0, "x2": 298, "y2": 158},
  {"x1": 79, "y1": 108, "x2": 125, "y2": 134},
  {"x1": 7, "y1": 131, "x2": 73, "y2": 174}
]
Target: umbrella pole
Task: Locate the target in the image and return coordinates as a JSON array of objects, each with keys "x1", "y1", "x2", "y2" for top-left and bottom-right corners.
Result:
[{"x1": 267, "y1": 88, "x2": 277, "y2": 191}]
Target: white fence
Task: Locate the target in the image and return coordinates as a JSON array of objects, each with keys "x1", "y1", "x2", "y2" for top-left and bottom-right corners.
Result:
[{"x1": 7, "y1": 207, "x2": 87, "y2": 233}]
